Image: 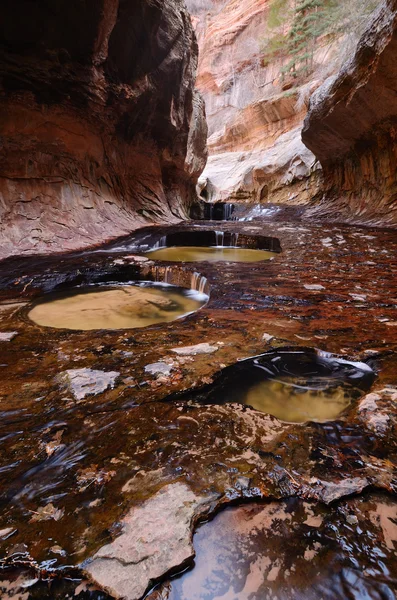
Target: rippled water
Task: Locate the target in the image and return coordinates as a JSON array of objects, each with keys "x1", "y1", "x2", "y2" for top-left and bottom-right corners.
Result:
[
  {"x1": 28, "y1": 283, "x2": 207, "y2": 330},
  {"x1": 153, "y1": 494, "x2": 397, "y2": 600},
  {"x1": 145, "y1": 246, "x2": 276, "y2": 263},
  {"x1": 168, "y1": 349, "x2": 374, "y2": 423}
]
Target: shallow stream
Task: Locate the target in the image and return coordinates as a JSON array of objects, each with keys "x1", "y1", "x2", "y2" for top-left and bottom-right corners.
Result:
[{"x1": 0, "y1": 214, "x2": 396, "y2": 599}]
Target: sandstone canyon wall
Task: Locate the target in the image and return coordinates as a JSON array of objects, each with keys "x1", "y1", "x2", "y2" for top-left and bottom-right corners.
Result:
[
  {"x1": 185, "y1": 0, "x2": 343, "y2": 205},
  {"x1": 302, "y1": 0, "x2": 397, "y2": 226},
  {"x1": 0, "y1": 0, "x2": 207, "y2": 260}
]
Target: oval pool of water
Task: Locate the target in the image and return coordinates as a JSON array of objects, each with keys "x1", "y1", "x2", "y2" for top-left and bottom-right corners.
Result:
[
  {"x1": 28, "y1": 282, "x2": 208, "y2": 331},
  {"x1": 145, "y1": 246, "x2": 276, "y2": 263},
  {"x1": 165, "y1": 349, "x2": 375, "y2": 423}
]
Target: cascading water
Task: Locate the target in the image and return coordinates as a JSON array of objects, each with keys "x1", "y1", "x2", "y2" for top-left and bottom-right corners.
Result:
[
  {"x1": 230, "y1": 232, "x2": 239, "y2": 247},
  {"x1": 223, "y1": 203, "x2": 234, "y2": 221},
  {"x1": 215, "y1": 231, "x2": 224, "y2": 247},
  {"x1": 152, "y1": 236, "x2": 167, "y2": 249},
  {"x1": 191, "y1": 272, "x2": 208, "y2": 294},
  {"x1": 214, "y1": 231, "x2": 239, "y2": 247},
  {"x1": 204, "y1": 203, "x2": 235, "y2": 221},
  {"x1": 237, "y1": 205, "x2": 281, "y2": 222}
]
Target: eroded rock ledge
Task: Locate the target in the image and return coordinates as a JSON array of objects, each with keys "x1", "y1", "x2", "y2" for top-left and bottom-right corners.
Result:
[
  {"x1": 0, "y1": 0, "x2": 208, "y2": 260},
  {"x1": 302, "y1": 0, "x2": 397, "y2": 226}
]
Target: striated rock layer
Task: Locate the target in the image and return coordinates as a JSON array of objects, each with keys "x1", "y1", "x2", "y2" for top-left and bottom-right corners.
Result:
[
  {"x1": 0, "y1": 0, "x2": 208, "y2": 259},
  {"x1": 302, "y1": 0, "x2": 397, "y2": 226},
  {"x1": 185, "y1": 0, "x2": 342, "y2": 204}
]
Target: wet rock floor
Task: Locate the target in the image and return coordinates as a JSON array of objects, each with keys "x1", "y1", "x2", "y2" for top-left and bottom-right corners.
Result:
[{"x1": 0, "y1": 209, "x2": 396, "y2": 599}]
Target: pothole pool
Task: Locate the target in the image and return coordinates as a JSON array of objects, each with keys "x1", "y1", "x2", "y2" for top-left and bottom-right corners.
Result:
[
  {"x1": 28, "y1": 282, "x2": 208, "y2": 331},
  {"x1": 143, "y1": 230, "x2": 281, "y2": 263},
  {"x1": 146, "y1": 246, "x2": 276, "y2": 263},
  {"x1": 168, "y1": 349, "x2": 375, "y2": 423}
]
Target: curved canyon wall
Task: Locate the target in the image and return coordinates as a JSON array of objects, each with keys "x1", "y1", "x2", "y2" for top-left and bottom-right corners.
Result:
[
  {"x1": 302, "y1": 0, "x2": 397, "y2": 226},
  {"x1": 185, "y1": 0, "x2": 343, "y2": 204},
  {"x1": 0, "y1": 0, "x2": 207, "y2": 259}
]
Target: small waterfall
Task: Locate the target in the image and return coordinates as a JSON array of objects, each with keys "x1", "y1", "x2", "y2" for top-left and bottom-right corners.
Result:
[
  {"x1": 152, "y1": 235, "x2": 167, "y2": 249},
  {"x1": 224, "y1": 204, "x2": 234, "y2": 221},
  {"x1": 230, "y1": 232, "x2": 239, "y2": 247},
  {"x1": 153, "y1": 265, "x2": 172, "y2": 285},
  {"x1": 215, "y1": 231, "x2": 224, "y2": 247},
  {"x1": 163, "y1": 266, "x2": 172, "y2": 284},
  {"x1": 204, "y1": 202, "x2": 234, "y2": 221},
  {"x1": 214, "y1": 232, "x2": 239, "y2": 247},
  {"x1": 191, "y1": 272, "x2": 208, "y2": 294}
]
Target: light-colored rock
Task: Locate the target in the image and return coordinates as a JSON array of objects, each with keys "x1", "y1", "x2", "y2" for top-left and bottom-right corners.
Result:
[
  {"x1": 186, "y1": 0, "x2": 347, "y2": 205},
  {"x1": 144, "y1": 362, "x2": 173, "y2": 377},
  {"x1": 58, "y1": 368, "x2": 119, "y2": 401},
  {"x1": 198, "y1": 127, "x2": 321, "y2": 204},
  {"x1": 0, "y1": 332, "x2": 18, "y2": 341},
  {"x1": 262, "y1": 333, "x2": 274, "y2": 342},
  {"x1": 309, "y1": 477, "x2": 369, "y2": 504},
  {"x1": 304, "y1": 284, "x2": 325, "y2": 291},
  {"x1": 358, "y1": 389, "x2": 395, "y2": 435},
  {"x1": 171, "y1": 342, "x2": 219, "y2": 356},
  {"x1": 84, "y1": 483, "x2": 213, "y2": 600}
]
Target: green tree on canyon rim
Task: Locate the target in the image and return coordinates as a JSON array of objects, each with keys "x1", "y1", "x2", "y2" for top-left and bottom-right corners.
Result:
[{"x1": 262, "y1": 0, "x2": 381, "y2": 82}]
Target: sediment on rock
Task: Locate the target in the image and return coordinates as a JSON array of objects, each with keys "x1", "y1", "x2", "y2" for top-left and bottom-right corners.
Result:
[{"x1": 0, "y1": 0, "x2": 208, "y2": 260}]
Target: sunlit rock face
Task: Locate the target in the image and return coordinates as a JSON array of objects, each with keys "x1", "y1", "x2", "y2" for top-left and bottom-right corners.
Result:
[
  {"x1": 0, "y1": 0, "x2": 208, "y2": 260},
  {"x1": 185, "y1": 0, "x2": 343, "y2": 204},
  {"x1": 302, "y1": 0, "x2": 397, "y2": 226}
]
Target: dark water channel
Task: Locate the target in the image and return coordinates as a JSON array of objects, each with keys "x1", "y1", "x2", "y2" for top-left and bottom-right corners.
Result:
[{"x1": 150, "y1": 492, "x2": 397, "y2": 600}]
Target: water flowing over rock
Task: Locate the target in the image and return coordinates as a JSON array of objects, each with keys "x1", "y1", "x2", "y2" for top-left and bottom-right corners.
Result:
[
  {"x1": 302, "y1": 0, "x2": 397, "y2": 226},
  {"x1": 0, "y1": 0, "x2": 208, "y2": 260}
]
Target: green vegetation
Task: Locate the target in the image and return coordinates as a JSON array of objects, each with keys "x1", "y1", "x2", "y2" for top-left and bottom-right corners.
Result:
[
  {"x1": 262, "y1": 0, "x2": 380, "y2": 82},
  {"x1": 267, "y1": 0, "x2": 289, "y2": 28}
]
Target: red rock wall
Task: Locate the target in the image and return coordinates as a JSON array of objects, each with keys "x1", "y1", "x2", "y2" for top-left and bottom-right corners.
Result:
[
  {"x1": 302, "y1": 0, "x2": 397, "y2": 226},
  {"x1": 0, "y1": 0, "x2": 208, "y2": 259}
]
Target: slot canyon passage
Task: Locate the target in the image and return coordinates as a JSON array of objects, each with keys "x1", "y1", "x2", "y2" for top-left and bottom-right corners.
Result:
[{"x1": 1, "y1": 0, "x2": 397, "y2": 599}]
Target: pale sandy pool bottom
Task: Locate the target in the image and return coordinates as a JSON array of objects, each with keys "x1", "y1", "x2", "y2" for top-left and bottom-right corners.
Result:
[
  {"x1": 244, "y1": 377, "x2": 353, "y2": 423},
  {"x1": 145, "y1": 246, "x2": 277, "y2": 263},
  {"x1": 28, "y1": 283, "x2": 208, "y2": 331}
]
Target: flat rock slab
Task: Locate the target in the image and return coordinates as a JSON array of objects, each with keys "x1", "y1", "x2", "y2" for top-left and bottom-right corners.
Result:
[
  {"x1": 0, "y1": 331, "x2": 18, "y2": 341},
  {"x1": 84, "y1": 482, "x2": 213, "y2": 600},
  {"x1": 145, "y1": 362, "x2": 173, "y2": 377},
  {"x1": 172, "y1": 343, "x2": 218, "y2": 356},
  {"x1": 58, "y1": 368, "x2": 119, "y2": 400}
]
